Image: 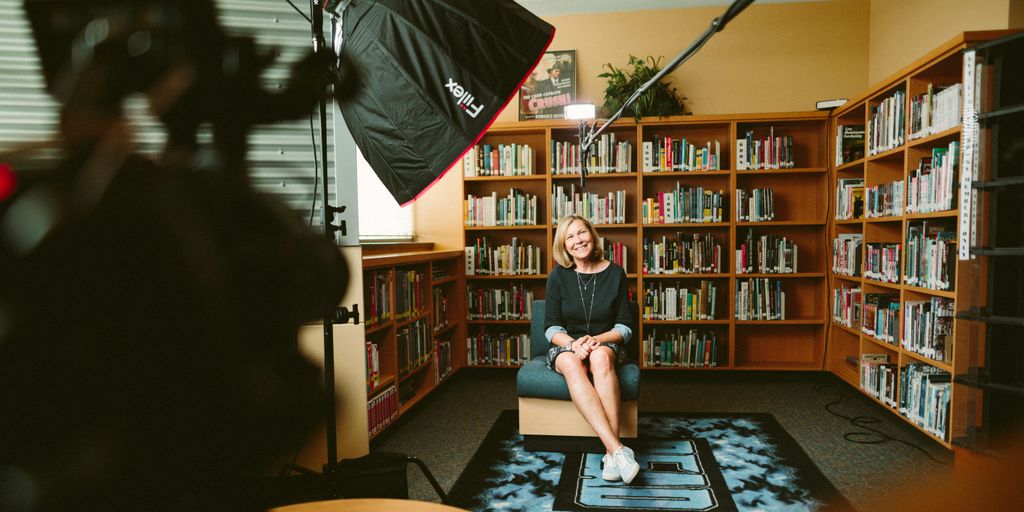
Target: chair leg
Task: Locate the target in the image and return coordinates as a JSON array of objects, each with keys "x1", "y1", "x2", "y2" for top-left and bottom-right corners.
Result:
[{"x1": 406, "y1": 456, "x2": 449, "y2": 504}]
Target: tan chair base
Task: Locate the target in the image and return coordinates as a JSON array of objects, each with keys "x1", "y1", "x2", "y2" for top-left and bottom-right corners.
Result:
[{"x1": 518, "y1": 397, "x2": 637, "y2": 438}]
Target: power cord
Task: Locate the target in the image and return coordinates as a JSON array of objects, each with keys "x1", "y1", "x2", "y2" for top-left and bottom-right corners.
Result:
[
  {"x1": 814, "y1": 382, "x2": 953, "y2": 467},
  {"x1": 284, "y1": 0, "x2": 312, "y2": 22},
  {"x1": 308, "y1": 112, "x2": 319, "y2": 227}
]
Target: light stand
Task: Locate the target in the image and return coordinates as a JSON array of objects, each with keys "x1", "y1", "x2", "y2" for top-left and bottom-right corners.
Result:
[{"x1": 576, "y1": 0, "x2": 756, "y2": 188}]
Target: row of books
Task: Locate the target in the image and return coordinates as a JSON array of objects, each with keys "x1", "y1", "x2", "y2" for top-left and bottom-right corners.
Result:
[
  {"x1": 642, "y1": 329, "x2": 720, "y2": 367},
  {"x1": 462, "y1": 143, "x2": 536, "y2": 177},
  {"x1": 641, "y1": 187, "x2": 725, "y2": 224},
  {"x1": 868, "y1": 89, "x2": 906, "y2": 155},
  {"x1": 904, "y1": 221, "x2": 956, "y2": 290},
  {"x1": 832, "y1": 233, "x2": 862, "y2": 277},
  {"x1": 551, "y1": 185, "x2": 627, "y2": 225},
  {"x1": 865, "y1": 180, "x2": 903, "y2": 218},
  {"x1": 601, "y1": 238, "x2": 629, "y2": 273},
  {"x1": 735, "y1": 188, "x2": 775, "y2": 222},
  {"x1": 864, "y1": 242, "x2": 900, "y2": 283},
  {"x1": 902, "y1": 297, "x2": 954, "y2": 362},
  {"x1": 641, "y1": 280, "x2": 719, "y2": 321},
  {"x1": 432, "y1": 288, "x2": 449, "y2": 332},
  {"x1": 464, "y1": 237, "x2": 543, "y2": 276},
  {"x1": 365, "y1": 270, "x2": 393, "y2": 327},
  {"x1": 395, "y1": 270, "x2": 424, "y2": 321},
  {"x1": 736, "y1": 230, "x2": 798, "y2": 274},
  {"x1": 397, "y1": 320, "x2": 432, "y2": 378},
  {"x1": 464, "y1": 189, "x2": 539, "y2": 227},
  {"x1": 736, "y1": 128, "x2": 795, "y2": 170},
  {"x1": 835, "y1": 178, "x2": 864, "y2": 220},
  {"x1": 862, "y1": 293, "x2": 899, "y2": 344},
  {"x1": 834, "y1": 124, "x2": 865, "y2": 166},
  {"x1": 466, "y1": 331, "x2": 529, "y2": 366},
  {"x1": 368, "y1": 385, "x2": 399, "y2": 437},
  {"x1": 860, "y1": 354, "x2": 897, "y2": 407},
  {"x1": 642, "y1": 233, "x2": 722, "y2": 275},
  {"x1": 434, "y1": 339, "x2": 453, "y2": 384},
  {"x1": 642, "y1": 137, "x2": 722, "y2": 172},
  {"x1": 909, "y1": 83, "x2": 962, "y2": 141},
  {"x1": 906, "y1": 142, "x2": 958, "y2": 214},
  {"x1": 832, "y1": 284, "x2": 861, "y2": 328},
  {"x1": 900, "y1": 363, "x2": 951, "y2": 440},
  {"x1": 466, "y1": 283, "x2": 534, "y2": 320},
  {"x1": 431, "y1": 264, "x2": 451, "y2": 281},
  {"x1": 734, "y1": 278, "x2": 786, "y2": 321},
  {"x1": 551, "y1": 134, "x2": 633, "y2": 174}
]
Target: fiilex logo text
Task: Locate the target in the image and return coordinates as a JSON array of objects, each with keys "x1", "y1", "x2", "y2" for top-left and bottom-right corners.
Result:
[{"x1": 445, "y1": 79, "x2": 484, "y2": 118}]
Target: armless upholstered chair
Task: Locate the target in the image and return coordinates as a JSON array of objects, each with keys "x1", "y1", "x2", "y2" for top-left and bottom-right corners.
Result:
[{"x1": 515, "y1": 300, "x2": 639, "y2": 452}]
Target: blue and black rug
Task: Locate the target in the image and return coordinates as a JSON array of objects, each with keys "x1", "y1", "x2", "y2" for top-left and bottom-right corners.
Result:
[{"x1": 448, "y1": 410, "x2": 852, "y2": 511}]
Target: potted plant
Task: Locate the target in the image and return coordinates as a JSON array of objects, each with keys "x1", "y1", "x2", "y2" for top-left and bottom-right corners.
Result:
[{"x1": 598, "y1": 55, "x2": 689, "y2": 120}]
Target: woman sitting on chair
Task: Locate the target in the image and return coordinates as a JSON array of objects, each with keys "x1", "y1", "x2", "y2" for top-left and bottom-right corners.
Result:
[{"x1": 545, "y1": 214, "x2": 639, "y2": 484}]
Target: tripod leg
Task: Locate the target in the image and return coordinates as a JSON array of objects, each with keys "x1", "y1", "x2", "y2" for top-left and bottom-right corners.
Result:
[{"x1": 406, "y1": 456, "x2": 449, "y2": 504}]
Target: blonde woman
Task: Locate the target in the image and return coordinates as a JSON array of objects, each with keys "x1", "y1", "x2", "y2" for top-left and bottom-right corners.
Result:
[{"x1": 545, "y1": 215, "x2": 639, "y2": 484}]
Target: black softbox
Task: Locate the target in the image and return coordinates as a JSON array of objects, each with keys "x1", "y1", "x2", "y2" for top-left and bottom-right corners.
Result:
[{"x1": 336, "y1": 0, "x2": 554, "y2": 205}]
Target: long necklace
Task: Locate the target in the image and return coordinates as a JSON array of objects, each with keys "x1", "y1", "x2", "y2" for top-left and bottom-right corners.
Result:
[{"x1": 576, "y1": 269, "x2": 598, "y2": 334}]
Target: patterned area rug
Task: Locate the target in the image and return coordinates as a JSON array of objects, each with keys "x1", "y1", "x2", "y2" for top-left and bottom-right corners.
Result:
[{"x1": 448, "y1": 410, "x2": 852, "y2": 511}]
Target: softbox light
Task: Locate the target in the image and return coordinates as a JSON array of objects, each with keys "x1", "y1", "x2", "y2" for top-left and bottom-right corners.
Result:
[{"x1": 335, "y1": 0, "x2": 554, "y2": 205}]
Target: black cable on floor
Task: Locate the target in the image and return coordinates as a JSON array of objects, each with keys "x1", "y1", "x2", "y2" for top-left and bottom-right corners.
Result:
[{"x1": 814, "y1": 382, "x2": 953, "y2": 467}]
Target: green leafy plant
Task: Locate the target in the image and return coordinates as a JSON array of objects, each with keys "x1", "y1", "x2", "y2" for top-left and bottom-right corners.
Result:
[{"x1": 598, "y1": 55, "x2": 689, "y2": 120}]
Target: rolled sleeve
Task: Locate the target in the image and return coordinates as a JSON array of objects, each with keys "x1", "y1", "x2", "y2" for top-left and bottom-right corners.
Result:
[
  {"x1": 612, "y1": 323, "x2": 632, "y2": 345},
  {"x1": 545, "y1": 325, "x2": 567, "y2": 343}
]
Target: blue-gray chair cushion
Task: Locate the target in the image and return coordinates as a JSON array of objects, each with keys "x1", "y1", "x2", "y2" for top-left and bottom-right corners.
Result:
[{"x1": 517, "y1": 356, "x2": 640, "y2": 401}]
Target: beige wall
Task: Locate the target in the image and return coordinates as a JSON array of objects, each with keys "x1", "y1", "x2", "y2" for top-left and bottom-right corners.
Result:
[
  {"x1": 416, "y1": 0, "x2": 872, "y2": 249},
  {"x1": 869, "y1": 0, "x2": 1013, "y2": 84}
]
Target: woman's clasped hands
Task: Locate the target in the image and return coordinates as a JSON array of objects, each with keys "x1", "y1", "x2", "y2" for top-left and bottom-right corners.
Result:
[{"x1": 571, "y1": 335, "x2": 600, "y2": 360}]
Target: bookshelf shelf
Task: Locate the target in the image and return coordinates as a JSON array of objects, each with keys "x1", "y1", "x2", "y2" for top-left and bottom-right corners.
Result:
[
  {"x1": 860, "y1": 388, "x2": 899, "y2": 413},
  {"x1": 399, "y1": 358, "x2": 432, "y2": 383},
  {"x1": 395, "y1": 312, "x2": 429, "y2": 329},
  {"x1": 866, "y1": 145, "x2": 905, "y2": 162},
  {"x1": 905, "y1": 210, "x2": 959, "y2": 220},
  {"x1": 465, "y1": 175, "x2": 546, "y2": 182},
  {"x1": 865, "y1": 215, "x2": 903, "y2": 224},
  {"x1": 834, "y1": 218, "x2": 864, "y2": 225},
  {"x1": 643, "y1": 222, "x2": 730, "y2": 228},
  {"x1": 641, "y1": 170, "x2": 731, "y2": 177},
  {"x1": 835, "y1": 159, "x2": 865, "y2": 172},
  {"x1": 642, "y1": 273, "x2": 729, "y2": 279},
  {"x1": 368, "y1": 374, "x2": 397, "y2": 398},
  {"x1": 464, "y1": 225, "x2": 546, "y2": 231},
  {"x1": 908, "y1": 125, "x2": 961, "y2": 147},
  {"x1": 735, "y1": 319, "x2": 825, "y2": 325},
  {"x1": 833, "y1": 322, "x2": 861, "y2": 337},
  {"x1": 467, "y1": 364, "x2": 523, "y2": 369},
  {"x1": 432, "y1": 275, "x2": 458, "y2": 286},
  {"x1": 467, "y1": 319, "x2": 530, "y2": 325},
  {"x1": 433, "y1": 323, "x2": 458, "y2": 336},
  {"x1": 736, "y1": 220, "x2": 827, "y2": 227},
  {"x1": 863, "y1": 335, "x2": 899, "y2": 352},
  {"x1": 833, "y1": 273, "x2": 860, "y2": 281},
  {"x1": 739, "y1": 272, "x2": 826, "y2": 278},
  {"x1": 902, "y1": 349, "x2": 953, "y2": 373},
  {"x1": 735, "y1": 167, "x2": 827, "y2": 175},
  {"x1": 552, "y1": 172, "x2": 639, "y2": 179},
  {"x1": 903, "y1": 285, "x2": 956, "y2": 298},
  {"x1": 593, "y1": 223, "x2": 639, "y2": 229},
  {"x1": 365, "y1": 321, "x2": 392, "y2": 335},
  {"x1": 863, "y1": 278, "x2": 901, "y2": 291},
  {"x1": 643, "y1": 365, "x2": 732, "y2": 371},
  {"x1": 466, "y1": 274, "x2": 548, "y2": 280},
  {"x1": 643, "y1": 319, "x2": 730, "y2": 325},
  {"x1": 734, "y1": 361, "x2": 823, "y2": 371}
]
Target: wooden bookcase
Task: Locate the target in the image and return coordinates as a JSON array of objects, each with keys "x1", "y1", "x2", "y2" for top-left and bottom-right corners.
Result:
[
  {"x1": 825, "y1": 32, "x2": 1011, "y2": 448},
  {"x1": 361, "y1": 250, "x2": 464, "y2": 440},
  {"x1": 463, "y1": 111, "x2": 829, "y2": 372}
]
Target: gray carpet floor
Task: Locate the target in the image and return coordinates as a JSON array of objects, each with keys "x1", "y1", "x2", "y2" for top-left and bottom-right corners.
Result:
[{"x1": 375, "y1": 369, "x2": 954, "y2": 511}]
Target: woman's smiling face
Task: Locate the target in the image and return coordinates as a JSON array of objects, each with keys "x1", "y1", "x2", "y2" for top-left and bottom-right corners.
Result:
[{"x1": 564, "y1": 219, "x2": 593, "y2": 261}]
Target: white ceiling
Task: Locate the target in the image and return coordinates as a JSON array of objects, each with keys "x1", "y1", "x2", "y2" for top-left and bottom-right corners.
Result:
[{"x1": 514, "y1": 0, "x2": 827, "y2": 17}]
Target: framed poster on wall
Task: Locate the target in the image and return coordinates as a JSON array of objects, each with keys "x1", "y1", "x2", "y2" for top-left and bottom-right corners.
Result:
[{"x1": 519, "y1": 50, "x2": 576, "y2": 121}]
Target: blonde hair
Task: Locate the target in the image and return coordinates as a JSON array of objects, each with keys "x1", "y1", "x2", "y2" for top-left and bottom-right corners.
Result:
[{"x1": 552, "y1": 215, "x2": 604, "y2": 268}]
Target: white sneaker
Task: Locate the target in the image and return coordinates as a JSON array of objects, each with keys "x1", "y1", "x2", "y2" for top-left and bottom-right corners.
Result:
[
  {"x1": 612, "y1": 445, "x2": 639, "y2": 484},
  {"x1": 601, "y1": 453, "x2": 621, "y2": 481}
]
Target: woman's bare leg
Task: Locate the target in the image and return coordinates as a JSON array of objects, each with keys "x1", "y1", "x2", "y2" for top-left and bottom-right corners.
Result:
[{"x1": 555, "y1": 353, "x2": 621, "y2": 454}]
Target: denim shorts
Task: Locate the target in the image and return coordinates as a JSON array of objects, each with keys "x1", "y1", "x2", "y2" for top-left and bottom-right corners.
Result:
[{"x1": 546, "y1": 341, "x2": 628, "y2": 373}]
